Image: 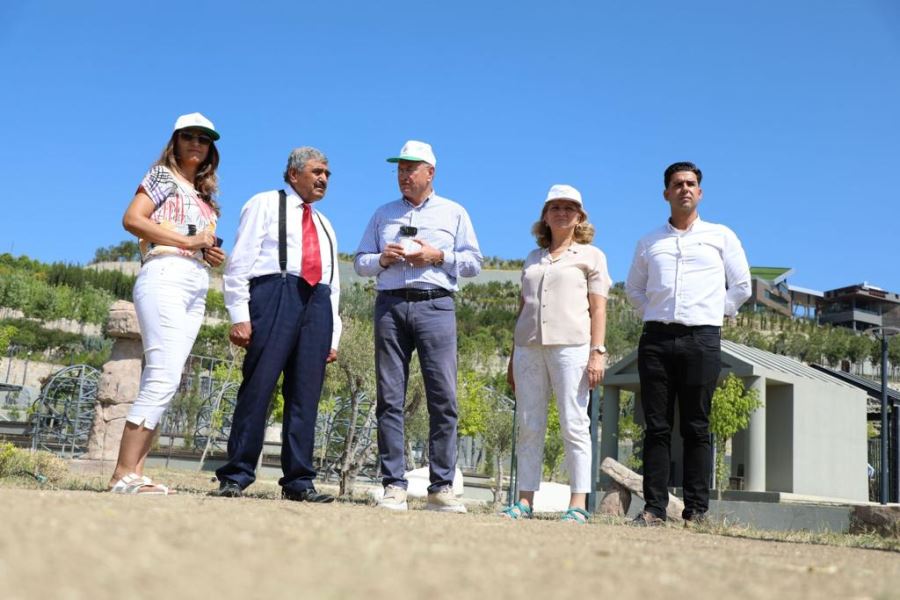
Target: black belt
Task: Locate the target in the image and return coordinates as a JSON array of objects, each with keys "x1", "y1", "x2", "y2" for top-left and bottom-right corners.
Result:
[
  {"x1": 643, "y1": 321, "x2": 720, "y2": 335},
  {"x1": 382, "y1": 288, "x2": 453, "y2": 301}
]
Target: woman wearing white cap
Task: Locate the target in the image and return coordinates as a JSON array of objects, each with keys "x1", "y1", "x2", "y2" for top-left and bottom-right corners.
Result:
[
  {"x1": 504, "y1": 185, "x2": 611, "y2": 523},
  {"x1": 108, "y1": 113, "x2": 226, "y2": 494}
]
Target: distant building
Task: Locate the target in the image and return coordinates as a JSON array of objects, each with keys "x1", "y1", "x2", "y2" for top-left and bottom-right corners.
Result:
[
  {"x1": 747, "y1": 266, "x2": 822, "y2": 320},
  {"x1": 819, "y1": 283, "x2": 900, "y2": 332}
]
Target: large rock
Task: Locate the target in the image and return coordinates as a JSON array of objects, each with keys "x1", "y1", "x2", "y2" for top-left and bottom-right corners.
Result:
[
  {"x1": 599, "y1": 457, "x2": 685, "y2": 521},
  {"x1": 529, "y1": 481, "x2": 574, "y2": 513},
  {"x1": 599, "y1": 481, "x2": 632, "y2": 517},
  {"x1": 96, "y1": 341, "x2": 143, "y2": 406},
  {"x1": 105, "y1": 300, "x2": 142, "y2": 339},
  {"x1": 850, "y1": 505, "x2": 900, "y2": 537},
  {"x1": 85, "y1": 301, "x2": 144, "y2": 461},
  {"x1": 86, "y1": 414, "x2": 128, "y2": 462}
]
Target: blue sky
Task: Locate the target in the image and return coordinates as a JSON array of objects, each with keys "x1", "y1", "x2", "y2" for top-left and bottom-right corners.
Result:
[{"x1": 1, "y1": 1, "x2": 898, "y2": 292}]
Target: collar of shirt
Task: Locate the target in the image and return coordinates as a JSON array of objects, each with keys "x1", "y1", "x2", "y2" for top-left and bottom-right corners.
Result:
[
  {"x1": 401, "y1": 190, "x2": 435, "y2": 209},
  {"x1": 541, "y1": 243, "x2": 583, "y2": 263},
  {"x1": 286, "y1": 186, "x2": 317, "y2": 212},
  {"x1": 665, "y1": 215, "x2": 704, "y2": 234},
  {"x1": 664, "y1": 215, "x2": 707, "y2": 235}
]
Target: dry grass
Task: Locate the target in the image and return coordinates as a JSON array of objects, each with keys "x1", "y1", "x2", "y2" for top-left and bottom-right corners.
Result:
[
  {"x1": 689, "y1": 516, "x2": 900, "y2": 552},
  {"x1": 3, "y1": 457, "x2": 898, "y2": 552},
  {"x1": 1, "y1": 481, "x2": 899, "y2": 600}
]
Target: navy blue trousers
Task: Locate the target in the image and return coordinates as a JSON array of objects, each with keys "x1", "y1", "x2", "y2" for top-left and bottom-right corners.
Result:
[
  {"x1": 216, "y1": 274, "x2": 332, "y2": 493},
  {"x1": 374, "y1": 293, "x2": 458, "y2": 493}
]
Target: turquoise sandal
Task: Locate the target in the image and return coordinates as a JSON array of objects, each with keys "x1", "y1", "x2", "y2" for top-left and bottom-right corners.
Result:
[
  {"x1": 500, "y1": 501, "x2": 533, "y2": 520},
  {"x1": 560, "y1": 507, "x2": 590, "y2": 524}
]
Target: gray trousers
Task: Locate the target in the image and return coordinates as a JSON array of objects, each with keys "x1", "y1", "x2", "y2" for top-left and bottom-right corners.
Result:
[{"x1": 374, "y1": 293, "x2": 458, "y2": 492}]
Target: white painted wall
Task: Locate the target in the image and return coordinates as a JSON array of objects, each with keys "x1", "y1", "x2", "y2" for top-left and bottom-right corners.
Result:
[{"x1": 791, "y1": 380, "x2": 868, "y2": 502}]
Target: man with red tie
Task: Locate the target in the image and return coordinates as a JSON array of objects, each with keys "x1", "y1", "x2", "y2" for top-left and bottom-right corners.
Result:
[{"x1": 214, "y1": 147, "x2": 341, "y2": 502}]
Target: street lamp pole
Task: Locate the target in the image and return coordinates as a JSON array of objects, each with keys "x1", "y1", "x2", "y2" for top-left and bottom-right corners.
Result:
[
  {"x1": 881, "y1": 332, "x2": 889, "y2": 505},
  {"x1": 869, "y1": 326, "x2": 899, "y2": 505}
]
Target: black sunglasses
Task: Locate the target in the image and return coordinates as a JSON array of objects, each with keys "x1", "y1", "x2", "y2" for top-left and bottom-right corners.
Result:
[{"x1": 178, "y1": 131, "x2": 213, "y2": 145}]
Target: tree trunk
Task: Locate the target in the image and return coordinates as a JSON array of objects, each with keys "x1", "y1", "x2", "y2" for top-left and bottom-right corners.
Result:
[
  {"x1": 337, "y1": 390, "x2": 362, "y2": 497},
  {"x1": 340, "y1": 464, "x2": 359, "y2": 497},
  {"x1": 715, "y1": 444, "x2": 728, "y2": 492},
  {"x1": 493, "y1": 452, "x2": 504, "y2": 504},
  {"x1": 405, "y1": 441, "x2": 416, "y2": 471}
]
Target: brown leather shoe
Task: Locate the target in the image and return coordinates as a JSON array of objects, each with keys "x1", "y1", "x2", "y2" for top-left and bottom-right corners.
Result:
[
  {"x1": 683, "y1": 511, "x2": 708, "y2": 528},
  {"x1": 630, "y1": 511, "x2": 665, "y2": 527}
]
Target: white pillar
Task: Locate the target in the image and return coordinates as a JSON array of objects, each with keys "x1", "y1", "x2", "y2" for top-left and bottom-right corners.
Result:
[
  {"x1": 598, "y1": 385, "x2": 620, "y2": 487},
  {"x1": 745, "y1": 377, "x2": 767, "y2": 492}
]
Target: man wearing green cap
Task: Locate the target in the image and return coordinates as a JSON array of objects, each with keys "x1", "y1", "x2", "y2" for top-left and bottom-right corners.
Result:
[{"x1": 354, "y1": 140, "x2": 483, "y2": 513}]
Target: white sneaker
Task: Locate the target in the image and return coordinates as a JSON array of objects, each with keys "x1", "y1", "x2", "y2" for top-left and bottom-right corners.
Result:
[
  {"x1": 377, "y1": 485, "x2": 408, "y2": 511},
  {"x1": 426, "y1": 486, "x2": 467, "y2": 513}
]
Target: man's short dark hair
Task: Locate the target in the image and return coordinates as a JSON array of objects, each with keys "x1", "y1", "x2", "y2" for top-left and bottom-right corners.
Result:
[{"x1": 664, "y1": 162, "x2": 702, "y2": 188}]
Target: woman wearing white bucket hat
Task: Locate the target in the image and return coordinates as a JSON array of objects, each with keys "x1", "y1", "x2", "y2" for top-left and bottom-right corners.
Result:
[
  {"x1": 108, "y1": 112, "x2": 226, "y2": 495},
  {"x1": 504, "y1": 184, "x2": 611, "y2": 523}
]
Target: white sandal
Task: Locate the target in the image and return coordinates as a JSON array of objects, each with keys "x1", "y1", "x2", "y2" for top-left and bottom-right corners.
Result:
[{"x1": 109, "y1": 473, "x2": 175, "y2": 495}]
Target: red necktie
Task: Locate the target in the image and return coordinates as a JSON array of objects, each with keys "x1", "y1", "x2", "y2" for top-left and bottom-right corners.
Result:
[{"x1": 301, "y1": 203, "x2": 322, "y2": 286}]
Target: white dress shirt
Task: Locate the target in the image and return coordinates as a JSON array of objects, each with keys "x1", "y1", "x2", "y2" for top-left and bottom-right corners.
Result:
[
  {"x1": 625, "y1": 216, "x2": 751, "y2": 326},
  {"x1": 224, "y1": 187, "x2": 342, "y2": 349}
]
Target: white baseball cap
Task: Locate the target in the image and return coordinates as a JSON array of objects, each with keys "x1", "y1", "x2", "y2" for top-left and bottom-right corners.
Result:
[
  {"x1": 173, "y1": 112, "x2": 220, "y2": 141},
  {"x1": 544, "y1": 184, "x2": 583, "y2": 206},
  {"x1": 386, "y1": 140, "x2": 436, "y2": 167}
]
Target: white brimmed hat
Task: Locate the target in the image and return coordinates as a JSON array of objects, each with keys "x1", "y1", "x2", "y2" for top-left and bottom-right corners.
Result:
[
  {"x1": 386, "y1": 140, "x2": 436, "y2": 166},
  {"x1": 544, "y1": 184, "x2": 582, "y2": 206},
  {"x1": 173, "y1": 112, "x2": 220, "y2": 141}
]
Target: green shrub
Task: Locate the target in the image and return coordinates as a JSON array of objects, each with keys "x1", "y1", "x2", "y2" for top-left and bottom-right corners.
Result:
[{"x1": 0, "y1": 442, "x2": 68, "y2": 485}]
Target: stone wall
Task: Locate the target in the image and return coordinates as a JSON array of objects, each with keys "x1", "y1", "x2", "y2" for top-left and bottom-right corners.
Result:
[{"x1": 0, "y1": 357, "x2": 67, "y2": 390}]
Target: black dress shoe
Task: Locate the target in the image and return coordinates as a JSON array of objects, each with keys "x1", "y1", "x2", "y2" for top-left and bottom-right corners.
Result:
[
  {"x1": 210, "y1": 480, "x2": 243, "y2": 498},
  {"x1": 282, "y1": 488, "x2": 335, "y2": 503}
]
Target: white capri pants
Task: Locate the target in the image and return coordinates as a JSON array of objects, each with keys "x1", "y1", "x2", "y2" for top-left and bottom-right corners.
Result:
[
  {"x1": 513, "y1": 343, "x2": 591, "y2": 493},
  {"x1": 128, "y1": 255, "x2": 209, "y2": 429}
]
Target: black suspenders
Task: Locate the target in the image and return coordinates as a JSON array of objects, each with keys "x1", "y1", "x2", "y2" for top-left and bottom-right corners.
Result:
[
  {"x1": 278, "y1": 189, "x2": 335, "y2": 285},
  {"x1": 278, "y1": 190, "x2": 288, "y2": 278}
]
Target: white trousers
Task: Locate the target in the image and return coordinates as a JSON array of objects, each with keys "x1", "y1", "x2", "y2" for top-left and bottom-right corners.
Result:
[
  {"x1": 128, "y1": 256, "x2": 208, "y2": 429},
  {"x1": 513, "y1": 344, "x2": 592, "y2": 493}
]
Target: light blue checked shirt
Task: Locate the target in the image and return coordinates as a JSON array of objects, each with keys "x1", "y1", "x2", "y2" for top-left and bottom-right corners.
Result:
[{"x1": 354, "y1": 192, "x2": 482, "y2": 291}]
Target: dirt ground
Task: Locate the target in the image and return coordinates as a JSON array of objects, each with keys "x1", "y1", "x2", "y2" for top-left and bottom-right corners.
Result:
[{"x1": 1, "y1": 472, "x2": 899, "y2": 600}]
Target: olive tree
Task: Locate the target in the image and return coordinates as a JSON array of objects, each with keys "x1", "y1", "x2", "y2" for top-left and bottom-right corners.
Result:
[{"x1": 709, "y1": 373, "x2": 762, "y2": 491}]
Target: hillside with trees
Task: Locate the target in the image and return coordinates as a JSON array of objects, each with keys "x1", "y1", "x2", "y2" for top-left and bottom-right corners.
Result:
[{"x1": 2, "y1": 247, "x2": 899, "y2": 484}]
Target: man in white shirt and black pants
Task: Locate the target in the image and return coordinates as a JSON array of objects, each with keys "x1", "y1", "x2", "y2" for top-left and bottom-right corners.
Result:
[
  {"x1": 625, "y1": 162, "x2": 751, "y2": 526},
  {"x1": 213, "y1": 147, "x2": 341, "y2": 502}
]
